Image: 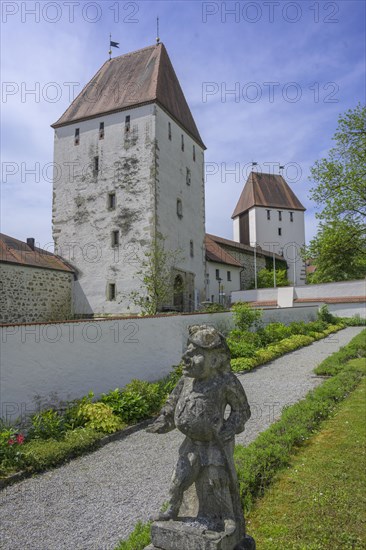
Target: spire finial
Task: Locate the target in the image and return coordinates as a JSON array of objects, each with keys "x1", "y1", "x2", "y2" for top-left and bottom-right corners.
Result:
[
  {"x1": 156, "y1": 16, "x2": 160, "y2": 44},
  {"x1": 109, "y1": 32, "x2": 112, "y2": 61}
]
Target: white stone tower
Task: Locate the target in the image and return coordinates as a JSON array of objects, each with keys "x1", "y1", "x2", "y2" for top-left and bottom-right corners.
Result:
[
  {"x1": 52, "y1": 44, "x2": 206, "y2": 314},
  {"x1": 232, "y1": 172, "x2": 306, "y2": 285}
]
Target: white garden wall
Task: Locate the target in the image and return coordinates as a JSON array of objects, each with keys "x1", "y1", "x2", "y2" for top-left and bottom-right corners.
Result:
[{"x1": 0, "y1": 306, "x2": 318, "y2": 424}]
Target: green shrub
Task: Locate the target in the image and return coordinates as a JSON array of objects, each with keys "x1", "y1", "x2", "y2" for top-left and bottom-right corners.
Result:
[
  {"x1": 257, "y1": 322, "x2": 293, "y2": 346},
  {"x1": 115, "y1": 521, "x2": 152, "y2": 550},
  {"x1": 63, "y1": 391, "x2": 94, "y2": 430},
  {"x1": 231, "y1": 302, "x2": 263, "y2": 332},
  {"x1": 29, "y1": 409, "x2": 66, "y2": 440},
  {"x1": 23, "y1": 427, "x2": 103, "y2": 471},
  {"x1": 77, "y1": 402, "x2": 123, "y2": 433},
  {"x1": 317, "y1": 304, "x2": 338, "y2": 324},
  {"x1": 102, "y1": 379, "x2": 164, "y2": 424},
  {"x1": 340, "y1": 315, "x2": 366, "y2": 326}
]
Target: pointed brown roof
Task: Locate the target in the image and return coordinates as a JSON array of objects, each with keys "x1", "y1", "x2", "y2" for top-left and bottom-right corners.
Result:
[
  {"x1": 232, "y1": 172, "x2": 305, "y2": 218},
  {"x1": 52, "y1": 43, "x2": 205, "y2": 149}
]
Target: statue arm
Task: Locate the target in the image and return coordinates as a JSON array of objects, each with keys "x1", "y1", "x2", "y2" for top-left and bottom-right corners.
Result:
[
  {"x1": 220, "y1": 374, "x2": 251, "y2": 441},
  {"x1": 147, "y1": 377, "x2": 184, "y2": 434}
]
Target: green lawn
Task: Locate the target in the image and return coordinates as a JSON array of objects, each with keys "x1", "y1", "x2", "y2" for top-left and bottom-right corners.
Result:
[{"x1": 246, "y1": 368, "x2": 366, "y2": 549}]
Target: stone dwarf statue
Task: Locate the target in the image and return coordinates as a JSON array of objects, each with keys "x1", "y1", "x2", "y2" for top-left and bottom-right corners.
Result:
[{"x1": 148, "y1": 325, "x2": 253, "y2": 546}]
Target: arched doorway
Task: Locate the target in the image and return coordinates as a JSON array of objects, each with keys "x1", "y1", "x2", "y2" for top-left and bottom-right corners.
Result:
[{"x1": 173, "y1": 274, "x2": 184, "y2": 311}]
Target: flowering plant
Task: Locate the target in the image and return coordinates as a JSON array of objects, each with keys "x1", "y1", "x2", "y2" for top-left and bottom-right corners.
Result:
[{"x1": 0, "y1": 426, "x2": 25, "y2": 472}]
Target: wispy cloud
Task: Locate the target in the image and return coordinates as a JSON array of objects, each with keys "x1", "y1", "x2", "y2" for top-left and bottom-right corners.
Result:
[{"x1": 1, "y1": 0, "x2": 365, "y2": 246}]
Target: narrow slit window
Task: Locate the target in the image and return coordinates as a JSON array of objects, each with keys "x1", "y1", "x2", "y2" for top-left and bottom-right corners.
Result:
[
  {"x1": 108, "y1": 192, "x2": 116, "y2": 210},
  {"x1": 193, "y1": 145, "x2": 196, "y2": 162},
  {"x1": 177, "y1": 198, "x2": 183, "y2": 219},
  {"x1": 94, "y1": 156, "x2": 99, "y2": 172},
  {"x1": 74, "y1": 128, "x2": 80, "y2": 145},
  {"x1": 168, "y1": 122, "x2": 172, "y2": 140},
  {"x1": 125, "y1": 115, "x2": 130, "y2": 133},
  {"x1": 215, "y1": 269, "x2": 220, "y2": 280},
  {"x1": 227, "y1": 271, "x2": 231, "y2": 282},
  {"x1": 290, "y1": 212, "x2": 294, "y2": 222},
  {"x1": 99, "y1": 122, "x2": 104, "y2": 140},
  {"x1": 111, "y1": 230, "x2": 119, "y2": 247},
  {"x1": 108, "y1": 283, "x2": 116, "y2": 301},
  {"x1": 181, "y1": 134, "x2": 184, "y2": 151},
  {"x1": 278, "y1": 211, "x2": 282, "y2": 221},
  {"x1": 278, "y1": 227, "x2": 282, "y2": 236},
  {"x1": 190, "y1": 240, "x2": 194, "y2": 257},
  {"x1": 186, "y1": 167, "x2": 191, "y2": 186},
  {"x1": 266, "y1": 209, "x2": 271, "y2": 220}
]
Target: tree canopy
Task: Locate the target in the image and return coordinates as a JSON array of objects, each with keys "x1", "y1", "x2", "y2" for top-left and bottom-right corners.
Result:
[{"x1": 306, "y1": 104, "x2": 366, "y2": 282}]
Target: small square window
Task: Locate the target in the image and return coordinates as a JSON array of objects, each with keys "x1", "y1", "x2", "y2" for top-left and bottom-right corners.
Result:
[
  {"x1": 278, "y1": 211, "x2": 282, "y2": 221},
  {"x1": 108, "y1": 192, "x2": 116, "y2": 210},
  {"x1": 94, "y1": 156, "x2": 99, "y2": 172},
  {"x1": 186, "y1": 167, "x2": 191, "y2": 186},
  {"x1": 177, "y1": 199, "x2": 183, "y2": 219},
  {"x1": 108, "y1": 283, "x2": 116, "y2": 301},
  {"x1": 168, "y1": 122, "x2": 172, "y2": 140},
  {"x1": 190, "y1": 240, "x2": 194, "y2": 257},
  {"x1": 227, "y1": 271, "x2": 231, "y2": 282},
  {"x1": 193, "y1": 145, "x2": 196, "y2": 162},
  {"x1": 125, "y1": 115, "x2": 130, "y2": 133},
  {"x1": 266, "y1": 210, "x2": 271, "y2": 220},
  {"x1": 111, "y1": 230, "x2": 119, "y2": 247},
  {"x1": 99, "y1": 122, "x2": 104, "y2": 140},
  {"x1": 215, "y1": 269, "x2": 220, "y2": 280},
  {"x1": 290, "y1": 212, "x2": 294, "y2": 222},
  {"x1": 181, "y1": 134, "x2": 184, "y2": 151},
  {"x1": 278, "y1": 227, "x2": 282, "y2": 236},
  {"x1": 74, "y1": 128, "x2": 80, "y2": 146}
]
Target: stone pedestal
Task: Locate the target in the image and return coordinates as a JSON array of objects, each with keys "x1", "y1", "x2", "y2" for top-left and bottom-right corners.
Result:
[{"x1": 144, "y1": 520, "x2": 256, "y2": 550}]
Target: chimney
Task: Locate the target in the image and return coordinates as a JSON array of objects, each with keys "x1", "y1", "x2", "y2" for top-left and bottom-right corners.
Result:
[{"x1": 27, "y1": 238, "x2": 35, "y2": 250}]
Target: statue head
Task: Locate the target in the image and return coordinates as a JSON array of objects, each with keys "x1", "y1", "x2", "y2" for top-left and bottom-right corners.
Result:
[{"x1": 182, "y1": 325, "x2": 231, "y2": 379}]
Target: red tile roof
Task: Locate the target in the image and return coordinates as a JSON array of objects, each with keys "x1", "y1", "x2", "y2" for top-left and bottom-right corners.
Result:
[
  {"x1": 206, "y1": 233, "x2": 284, "y2": 261},
  {"x1": 0, "y1": 234, "x2": 74, "y2": 273},
  {"x1": 294, "y1": 296, "x2": 365, "y2": 304},
  {"x1": 232, "y1": 172, "x2": 305, "y2": 218},
  {"x1": 52, "y1": 43, "x2": 205, "y2": 149},
  {"x1": 205, "y1": 235, "x2": 242, "y2": 267}
]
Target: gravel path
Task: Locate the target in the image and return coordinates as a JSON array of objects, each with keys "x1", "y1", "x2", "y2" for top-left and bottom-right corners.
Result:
[{"x1": 0, "y1": 327, "x2": 363, "y2": 550}]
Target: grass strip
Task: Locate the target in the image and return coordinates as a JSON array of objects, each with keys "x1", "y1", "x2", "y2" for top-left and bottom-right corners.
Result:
[
  {"x1": 115, "y1": 329, "x2": 365, "y2": 550},
  {"x1": 246, "y1": 372, "x2": 366, "y2": 549}
]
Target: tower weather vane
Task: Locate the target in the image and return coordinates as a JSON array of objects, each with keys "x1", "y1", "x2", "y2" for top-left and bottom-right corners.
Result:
[
  {"x1": 109, "y1": 33, "x2": 119, "y2": 60},
  {"x1": 156, "y1": 16, "x2": 160, "y2": 44}
]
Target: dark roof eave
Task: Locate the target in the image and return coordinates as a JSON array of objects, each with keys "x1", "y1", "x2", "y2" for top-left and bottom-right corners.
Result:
[
  {"x1": 0, "y1": 259, "x2": 75, "y2": 274},
  {"x1": 231, "y1": 203, "x2": 306, "y2": 218},
  {"x1": 51, "y1": 99, "x2": 206, "y2": 150}
]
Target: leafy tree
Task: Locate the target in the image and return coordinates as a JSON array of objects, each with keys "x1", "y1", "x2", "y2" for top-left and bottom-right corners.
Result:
[
  {"x1": 251, "y1": 268, "x2": 290, "y2": 288},
  {"x1": 127, "y1": 234, "x2": 184, "y2": 315},
  {"x1": 306, "y1": 219, "x2": 366, "y2": 283},
  {"x1": 306, "y1": 104, "x2": 366, "y2": 282}
]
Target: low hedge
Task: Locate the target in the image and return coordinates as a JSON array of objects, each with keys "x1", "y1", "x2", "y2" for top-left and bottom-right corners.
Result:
[
  {"x1": 314, "y1": 329, "x2": 366, "y2": 376},
  {"x1": 21, "y1": 427, "x2": 104, "y2": 472},
  {"x1": 230, "y1": 325, "x2": 341, "y2": 373}
]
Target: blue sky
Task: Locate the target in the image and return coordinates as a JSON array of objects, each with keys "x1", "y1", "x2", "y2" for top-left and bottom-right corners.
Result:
[{"x1": 1, "y1": 0, "x2": 365, "y2": 250}]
